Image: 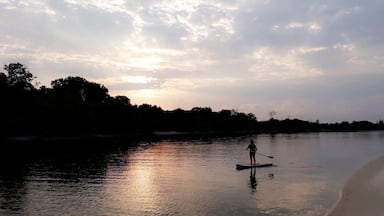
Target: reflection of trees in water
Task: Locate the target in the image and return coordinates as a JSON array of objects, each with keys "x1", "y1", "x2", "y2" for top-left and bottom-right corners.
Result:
[
  {"x1": 0, "y1": 139, "x2": 138, "y2": 215},
  {"x1": 0, "y1": 161, "x2": 28, "y2": 215}
]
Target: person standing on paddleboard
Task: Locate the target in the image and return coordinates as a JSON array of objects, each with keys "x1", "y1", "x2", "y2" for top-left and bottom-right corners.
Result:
[{"x1": 247, "y1": 139, "x2": 257, "y2": 164}]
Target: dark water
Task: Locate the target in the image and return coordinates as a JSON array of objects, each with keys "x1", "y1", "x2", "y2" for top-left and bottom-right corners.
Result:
[{"x1": 1, "y1": 131, "x2": 384, "y2": 215}]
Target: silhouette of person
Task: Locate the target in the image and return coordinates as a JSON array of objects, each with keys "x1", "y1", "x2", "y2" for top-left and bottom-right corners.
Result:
[{"x1": 246, "y1": 139, "x2": 257, "y2": 164}]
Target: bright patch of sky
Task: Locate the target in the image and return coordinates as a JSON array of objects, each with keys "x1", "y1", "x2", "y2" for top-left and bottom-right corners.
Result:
[{"x1": 1, "y1": 0, "x2": 384, "y2": 122}]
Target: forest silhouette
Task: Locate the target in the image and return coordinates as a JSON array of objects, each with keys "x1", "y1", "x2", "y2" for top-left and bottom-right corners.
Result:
[{"x1": 1, "y1": 62, "x2": 383, "y2": 140}]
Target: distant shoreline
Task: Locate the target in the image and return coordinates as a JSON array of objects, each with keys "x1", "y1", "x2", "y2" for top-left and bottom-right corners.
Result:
[
  {"x1": 2, "y1": 129, "x2": 383, "y2": 144},
  {"x1": 2, "y1": 63, "x2": 384, "y2": 139}
]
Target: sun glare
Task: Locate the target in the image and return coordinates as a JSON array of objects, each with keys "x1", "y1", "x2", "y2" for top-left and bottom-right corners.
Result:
[
  {"x1": 126, "y1": 89, "x2": 162, "y2": 103},
  {"x1": 121, "y1": 75, "x2": 157, "y2": 84},
  {"x1": 128, "y1": 56, "x2": 165, "y2": 70}
]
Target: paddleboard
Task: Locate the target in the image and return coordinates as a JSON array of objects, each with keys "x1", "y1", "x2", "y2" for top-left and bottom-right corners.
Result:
[{"x1": 236, "y1": 163, "x2": 273, "y2": 170}]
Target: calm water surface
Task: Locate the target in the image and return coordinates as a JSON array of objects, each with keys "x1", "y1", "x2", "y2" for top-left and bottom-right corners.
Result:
[{"x1": 1, "y1": 131, "x2": 384, "y2": 215}]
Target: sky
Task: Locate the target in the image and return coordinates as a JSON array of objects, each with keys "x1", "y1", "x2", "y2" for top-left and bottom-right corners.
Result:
[{"x1": 1, "y1": 0, "x2": 384, "y2": 122}]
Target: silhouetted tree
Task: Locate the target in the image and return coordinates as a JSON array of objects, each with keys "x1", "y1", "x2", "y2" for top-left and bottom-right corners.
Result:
[
  {"x1": 51, "y1": 76, "x2": 109, "y2": 105},
  {"x1": 44, "y1": 76, "x2": 112, "y2": 134},
  {"x1": 4, "y1": 63, "x2": 35, "y2": 91},
  {"x1": 2, "y1": 62, "x2": 383, "y2": 138},
  {"x1": 0, "y1": 63, "x2": 39, "y2": 135},
  {"x1": 269, "y1": 110, "x2": 277, "y2": 120},
  {"x1": 247, "y1": 113, "x2": 257, "y2": 121},
  {"x1": 0, "y1": 72, "x2": 6, "y2": 88},
  {"x1": 114, "y1": 96, "x2": 131, "y2": 107},
  {"x1": 191, "y1": 107, "x2": 212, "y2": 113}
]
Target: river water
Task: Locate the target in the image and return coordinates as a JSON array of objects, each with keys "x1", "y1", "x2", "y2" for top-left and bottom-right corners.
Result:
[{"x1": 1, "y1": 131, "x2": 384, "y2": 215}]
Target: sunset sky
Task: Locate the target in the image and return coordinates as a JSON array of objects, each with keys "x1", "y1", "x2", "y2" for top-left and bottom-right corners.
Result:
[{"x1": 1, "y1": 0, "x2": 384, "y2": 122}]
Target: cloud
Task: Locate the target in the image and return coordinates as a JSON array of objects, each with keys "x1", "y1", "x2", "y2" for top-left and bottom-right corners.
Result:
[{"x1": 1, "y1": 0, "x2": 384, "y2": 122}]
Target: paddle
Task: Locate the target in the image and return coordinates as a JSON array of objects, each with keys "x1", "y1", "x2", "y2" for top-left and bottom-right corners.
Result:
[{"x1": 256, "y1": 152, "x2": 274, "y2": 159}]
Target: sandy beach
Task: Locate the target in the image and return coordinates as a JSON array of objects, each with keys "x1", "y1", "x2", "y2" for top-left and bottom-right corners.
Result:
[{"x1": 328, "y1": 155, "x2": 384, "y2": 216}]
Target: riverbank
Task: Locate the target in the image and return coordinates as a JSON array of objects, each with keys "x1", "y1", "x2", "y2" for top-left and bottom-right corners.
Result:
[{"x1": 328, "y1": 155, "x2": 384, "y2": 216}]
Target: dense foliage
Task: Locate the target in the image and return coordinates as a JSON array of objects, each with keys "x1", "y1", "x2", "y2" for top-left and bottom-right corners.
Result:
[{"x1": 1, "y1": 63, "x2": 383, "y2": 137}]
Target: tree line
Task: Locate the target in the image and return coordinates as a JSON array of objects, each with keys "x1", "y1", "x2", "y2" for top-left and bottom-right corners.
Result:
[{"x1": 1, "y1": 63, "x2": 383, "y2": 138}]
